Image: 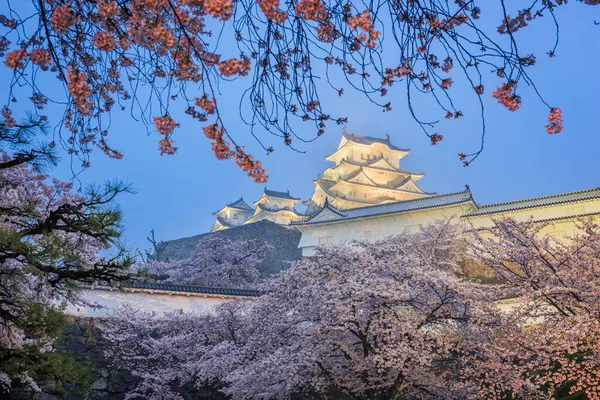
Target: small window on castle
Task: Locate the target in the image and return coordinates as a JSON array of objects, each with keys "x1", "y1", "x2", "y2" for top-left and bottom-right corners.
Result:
[
  {"x1": 361, "y1": 153, "x2": 364, "y2": 159},
  {"x1": 367, "y1": 154, "x2": 371, "y2": 160},
  {"x1": 233, "y1": 214, "x2": 238, "y2": 220},
  {"x1": 364, "y1": 194, "x2": 367, "y2": 199}
]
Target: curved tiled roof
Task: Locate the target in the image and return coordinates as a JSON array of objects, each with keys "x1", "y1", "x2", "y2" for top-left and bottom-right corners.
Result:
[
  {"x1": 256, "y1": 203, "x2": 304, "y2": 215},
  {"x1": 466, "y1": 187, "x2": 600, "y2": 216},
  {"x1": 215, "y1": 216, "x2": 236, "y2": 228},
  {"x1": 343, "y1": 132, "x2": 410, "y2": 152},
  {"x1": 313, "y1": 179, "x2": 389, "y2": 206},
  {"x1": 123, "y1": 283, "x2": 263, "y2": 297},
  {"x1": 226, "y1": 197, "x2": 254, "y2": 210},
  {"x1": 328, "y1": 158, "x2": 424, "y2": 176},
  {"x1": 263, "y1": 188, "x2": 300, "y2": 200},
  {"x1": 330, "y1": 177, "x2": 435, "y2": 196},
  {"x1": 292, "y1": 189, "x2": 473, "y2": 226}
]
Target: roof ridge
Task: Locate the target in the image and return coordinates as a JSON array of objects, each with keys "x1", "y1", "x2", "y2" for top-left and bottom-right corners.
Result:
[
  {"x1": 478, "y1": 187, "x2": 600, "y2": 209},
  {"x1": 291, "y1": 190, "x2": 474, "y2": 226},
  {"x1": 342, "y1": 131, "x2": 410, "y2": 152},
  {"x1": 333, "y1": 189, "x2": 471, "y2": 213},
  {"x1": 124, "y1": 282, "x2": 263, "y2": 297},
  {"x1": 333, "y1": 158, "x2": 424, "y2": 175}
]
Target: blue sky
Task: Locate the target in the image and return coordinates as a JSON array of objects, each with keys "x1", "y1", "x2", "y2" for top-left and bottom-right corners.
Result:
[{"x1": 2, "y1": 2, "x2": 599, "y2": 253}]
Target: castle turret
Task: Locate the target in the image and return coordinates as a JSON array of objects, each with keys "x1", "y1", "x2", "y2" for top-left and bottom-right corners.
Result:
[
  {"x1": 305, "y1": 131, "x2": 434, "y2": 214},
  {"x1": 245, "y1": 188, "x2": 304, "y2": 225},
  {"x1": 210, "y1": 197, "x2": 254, "y2": 232}
]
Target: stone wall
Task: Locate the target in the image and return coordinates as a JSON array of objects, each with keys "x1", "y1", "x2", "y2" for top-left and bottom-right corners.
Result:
[
  {"x1": 35, "y1": 318, "x2": 225, "y2": 400},
  {"x1": 33, "y1": 318, "x2": 140, "y2": 400},
  {"x1": 155, "y1": 219, "x2": 302, "y2": 275}
]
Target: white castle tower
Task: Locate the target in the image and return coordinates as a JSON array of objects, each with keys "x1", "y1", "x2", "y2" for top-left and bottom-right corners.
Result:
[
  {"x1": 210, "y1": 189, "x2": 304, "y2": 232},
  {"x1": 304, "y1": 130, "x2": 434, "y2": 214}
]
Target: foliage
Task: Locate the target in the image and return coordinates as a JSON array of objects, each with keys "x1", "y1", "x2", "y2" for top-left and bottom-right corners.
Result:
[
  {"x1": 103, "y1": 220, "x2": 498, "y2": 399},
  {"x1": 142, "y1": 235, "x2": 271, "y2": 288},
  {"x1": 0, "y1": 118, "x2": 134, "y2": 394},
  {"x1": 459, "y1": 217, "x2": 600, "y2": 399},
  {"x1": 103, "y1": 217, "x2": 600, "y2": 399},
  {"x1": 1, "y1": 0, "x2": 597, "y2": 180},
  {"x1": 0, "y1": 304, "x2": 95, "y2": 396}
]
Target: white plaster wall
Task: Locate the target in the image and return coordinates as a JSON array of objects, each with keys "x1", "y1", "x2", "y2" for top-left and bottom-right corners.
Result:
[
  {"x1": 298, "y1": 204, "x2": 466, "y2": 256},
  {"x1": 465, "y1": 198, "x2": 600, "y2": 231},
  {"x1": 298, "y1": 198, "x2": 600, "y2": 255},
  {"x1": 65, "y1": 289, "x2": 237, "y2": 317}
]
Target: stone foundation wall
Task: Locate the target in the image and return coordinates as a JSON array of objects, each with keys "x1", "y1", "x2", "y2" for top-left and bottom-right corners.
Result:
[{"x1": 33, "y1": 318, "x2": 226, "y2": 400}]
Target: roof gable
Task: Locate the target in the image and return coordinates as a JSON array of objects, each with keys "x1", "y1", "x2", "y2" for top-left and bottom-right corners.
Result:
[
  {"x1": 227, "y1": 197, "x2": 253, "y2": 210},
  {"x1": 345, "y1": 168, "x2": 378, "y2": 186}
]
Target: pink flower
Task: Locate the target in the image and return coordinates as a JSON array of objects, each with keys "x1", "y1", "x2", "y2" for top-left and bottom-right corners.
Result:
[
  {"x1": 4, "y1": 49, "x2": 26, "y2": 69},
  {"x1": 153, "y1": 114, "x2": 178, "y2": 137},
  {"x1": 1, "y1": 106, "x2": 16, "y2": 128},
  {"x1": 51, "y1": 4, "x2": 75, "y2": 33},
  {"x1": 440, "y1": 78, "x2": 453, "y2": 90},
  {"x1": 97, "y1": 1, "x2": 119, "y2": 19},
  {"x1": 256, "y1": 0, "x2": 287, "y2": 23},
  {"x1": 218, "y1": 58, "x2": 251, "y2": 77},
  {"x1": 66, "y1": 68, "x2": 93, "y2": 116},
  {"x1": 492, "y1": 81, "x2": 521, "y2": 111},
  {"x1": 545, "y1": 107, "x2": 563, "y2": 134},
  {"x1": 29, "y1": 48, "x2": 52, "y2": 70},
  {"x1": 93, "y1": 32, "x2": 117, "y2": 51},
  {"x1": 203, "y1": 0, "x2": 234, "y2": 20}
]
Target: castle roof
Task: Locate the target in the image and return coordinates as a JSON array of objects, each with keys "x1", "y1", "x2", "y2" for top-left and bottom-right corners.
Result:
[
  {"x1": 226, "y1": 197, "x2": 253, "y2": 211},
  {"x1": 214, "y1": 216, "x2": 236, "y2": 228},
  {"x1": 343, "y1": 132, "x2": 410, "y2": 152},
  {"x1": 213, "y1": 197, "x2": 254, "y2": 216},
  {"x1": 328, "y1": 177, "x2": 435, "y2": 196},
  {"x1": 465, "y1": 187, "x2": 600, "y2": 217},
  {"x1": 255, "y1": 203, "x2": 303, "y2": 215},
  {"x1": 106, "y1": 282, "x2": 262, "y2": 298},
  {"x1": 265, "y1": 188, "x2": 300, "y2": 200},
  {"x1": 327, "y1": 157, "x2": 424, "y2": 178},
  {"x1": 292, "y1": 189, "x2": 474, "y2": 226},
  {"x1": 255, "y1": 188, "x2": 300, "y2": 202}
]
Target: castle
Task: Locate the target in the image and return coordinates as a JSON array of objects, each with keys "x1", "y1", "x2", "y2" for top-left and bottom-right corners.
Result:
[{"x1": 211, "y1": 130, "x2": 600, "y2": 256}]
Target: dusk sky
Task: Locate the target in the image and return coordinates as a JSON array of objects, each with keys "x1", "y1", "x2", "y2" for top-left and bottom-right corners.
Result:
[{"x1": 3, "y1": 2, "x2": 599, "y2": 253}]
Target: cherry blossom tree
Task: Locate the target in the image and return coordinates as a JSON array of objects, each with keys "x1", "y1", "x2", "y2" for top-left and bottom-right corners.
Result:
[
  {"x1": 460, "y1": 217, "x2": 600, "y2": 399},
  {"x1": 102, "y1": 301, "x2": 249, "y2": 399},
  {"x1": 0, "y1": 118, "x2": 134, "y2": 394},
  {"x1": 1, "y1": 1, "x2": 596, "y2": 181},
  {"x1": 103, "y1": 220, "x2": 499, "y2": 399},
  {"x1": 141, "y1": 235, "x2": 270, "y2": 288}
]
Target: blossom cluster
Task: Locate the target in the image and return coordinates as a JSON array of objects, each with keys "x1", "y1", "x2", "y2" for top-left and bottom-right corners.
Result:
[
  {"x1": 491, "y1": 81, "x2": 521, "y2": 111},
  {"x1": 545, "y1": 107, "x2": 564, "y2": 134},
  {"x1": 66, "y1": 68, "x2": 93, "y2": 116},
  {"x1": 218, "y1": 58, "x2": 251, "y2": 77},
  {"x1": 154, "y1": 115, "x2": 179, "y2": 155}
]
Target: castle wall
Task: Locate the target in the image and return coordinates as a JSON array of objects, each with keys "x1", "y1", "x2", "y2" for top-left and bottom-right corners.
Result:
[{"x1": 65, "y1": 288, "x2": 244, "y2": 317}]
